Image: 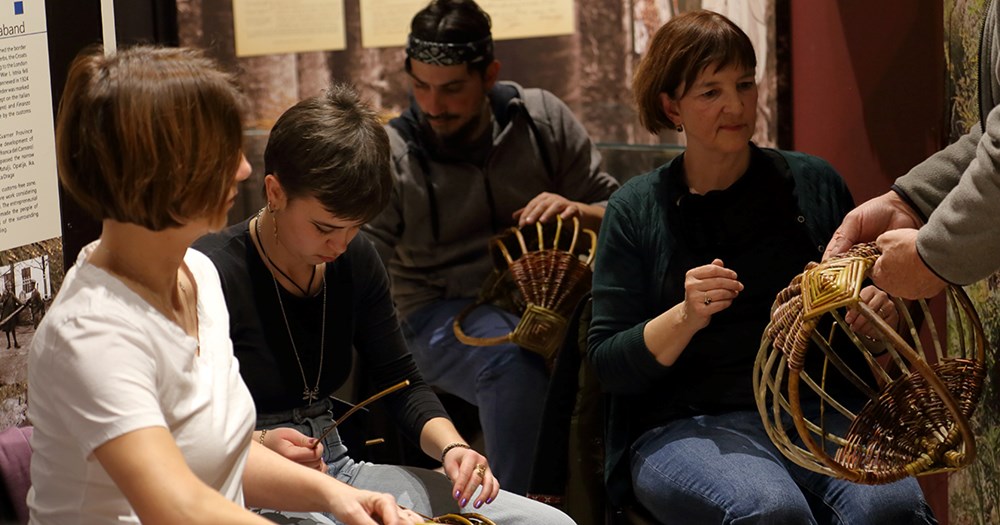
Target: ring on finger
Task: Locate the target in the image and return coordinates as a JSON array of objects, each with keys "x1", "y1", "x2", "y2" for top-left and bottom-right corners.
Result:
[
  {"x1": 474, "y1": 463, "x2": 487, "y2": 478},
  {"x1": 703, "y1": 292, "x2": 712, "y2": 306}
]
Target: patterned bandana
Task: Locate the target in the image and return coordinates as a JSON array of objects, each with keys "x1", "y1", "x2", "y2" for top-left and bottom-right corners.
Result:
[{"x1": 406, "y1": 34, "x2": 494, "y2": 66}]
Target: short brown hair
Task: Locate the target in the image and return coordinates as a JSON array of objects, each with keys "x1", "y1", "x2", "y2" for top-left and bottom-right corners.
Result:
[
  {"x1": 56, "y1": 45, "x2": 245, "y2": 230},
  {"x1": 263, "y1": 84, "x2": 391, "y2": 222},
  {"x1": 632, "y1": 10, "x2": 757, "y2": 134}
]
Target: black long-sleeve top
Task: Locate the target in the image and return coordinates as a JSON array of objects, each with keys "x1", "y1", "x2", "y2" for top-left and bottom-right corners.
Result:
[{"x1": 194, "y1": 219, "x2": 448, "y2": 444}]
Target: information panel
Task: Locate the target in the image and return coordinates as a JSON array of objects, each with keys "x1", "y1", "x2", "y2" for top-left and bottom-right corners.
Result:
[
  {"x1": 359, "y1": 0, "x2": 575, "y2": 48},
  {"x1": 233, "y1": 0, "x2": 346, "y2": 57},
  {"x1": 0, "y1": 0, "x2": 60, "y2": 251}
]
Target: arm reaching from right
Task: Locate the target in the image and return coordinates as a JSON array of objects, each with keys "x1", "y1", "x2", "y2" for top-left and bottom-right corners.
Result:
[{"x1": 822, "y1": 191, "x2": 922, "y2": 260}]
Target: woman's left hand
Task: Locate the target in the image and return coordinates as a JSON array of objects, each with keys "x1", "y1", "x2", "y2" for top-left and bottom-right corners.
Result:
[
  {"x1": 845, "y1": 285, "x2": 899, "y2": 340},
  {"x1": 442, "y1": 446, "x2": 500, "y2": 510}
]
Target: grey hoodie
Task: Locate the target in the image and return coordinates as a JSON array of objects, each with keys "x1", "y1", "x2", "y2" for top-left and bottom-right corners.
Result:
[
  {"x1": 364, "y1": 81, "x2": 619, "y2": 318},
  {"x1": 893, "y1": 0, "x2": 1000, "y2": 285}
]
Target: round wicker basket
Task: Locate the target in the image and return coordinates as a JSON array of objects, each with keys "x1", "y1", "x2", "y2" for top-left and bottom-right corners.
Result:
[
  {"x1": 453, "y1": 215, "x2": 596, "y2": 361},
  {"x1": 422, "y1": 513, "x2": 495, "y2": 524},
  {"x1": 753, "y1": 243, "x2": 987, "y2": 484}
]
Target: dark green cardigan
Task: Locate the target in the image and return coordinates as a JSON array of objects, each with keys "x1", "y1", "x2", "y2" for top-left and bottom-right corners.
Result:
[{"x1": 587, "y1": 148, "x2": 854, "y2": 505}]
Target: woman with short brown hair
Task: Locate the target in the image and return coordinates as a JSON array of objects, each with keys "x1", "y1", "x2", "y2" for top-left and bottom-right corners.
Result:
[
  {"x1": 589, "y1": 11, "x2": 935, "y2": 524},
  {"x1": 28, "y1": 45, "x2": 419, "y2": 525}
]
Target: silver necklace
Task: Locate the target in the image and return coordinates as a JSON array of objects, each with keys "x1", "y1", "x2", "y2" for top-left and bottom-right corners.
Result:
[{"x1": 271, "y1": 272, "x2": 326, "y2": 403}]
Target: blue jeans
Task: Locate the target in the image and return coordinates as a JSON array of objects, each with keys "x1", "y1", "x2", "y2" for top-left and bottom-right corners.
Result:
[
  {"x1": 630, "y1": 410, "x2": 937, "y2": 525},
  {"x1": 253, "y1": 398, "x2": 575, "y2": 525},
  {"x1": 403, "y1": 299, "x2": 550, "y2": 495}
]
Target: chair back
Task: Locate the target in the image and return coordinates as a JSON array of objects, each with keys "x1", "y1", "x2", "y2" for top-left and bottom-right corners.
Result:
[{"x1": 0, "y1": 426, "x2": 33, "y2": 525}]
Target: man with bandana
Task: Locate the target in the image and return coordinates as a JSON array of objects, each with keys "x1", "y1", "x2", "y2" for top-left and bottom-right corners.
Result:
[{"x1": 364, "y1": 0, "x2": 619, "y2": 495}]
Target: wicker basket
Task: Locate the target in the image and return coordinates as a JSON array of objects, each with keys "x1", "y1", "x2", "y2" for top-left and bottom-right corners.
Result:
[
  {"x1": 453, "y1": 216, "x2": 597, "y2": 361},
  {"x1": 753, "y1": 243, "x2": 987, "y2": 484},
  {"x1": 422, "y1": 514, "x2": 496, "y2": 525}
]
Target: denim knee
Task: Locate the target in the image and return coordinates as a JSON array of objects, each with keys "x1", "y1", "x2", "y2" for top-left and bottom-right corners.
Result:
[
  {"x1": 834, "y1": 490, "x2": 936, "y2": 525},
  {"x1": 732, "y1": 499, "x2": 815, "y2": 525},
  {"x1": 634, "y1": 488, "x2": 816, "y2": 525}
]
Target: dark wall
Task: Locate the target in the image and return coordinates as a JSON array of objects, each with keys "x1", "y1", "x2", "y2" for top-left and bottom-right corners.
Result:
[
  {"x1": 46, "y1": 0, "x2": 104, "y2": 271},
  {"x1": 790, "y1": 1, "x2": 946, "y2": 203},
  {"x1": 790, "y1": 2, "x2": 949, "y2": 521},
  {"x1": 48, "y1": 0, "x2": 179, "y2": 268}
]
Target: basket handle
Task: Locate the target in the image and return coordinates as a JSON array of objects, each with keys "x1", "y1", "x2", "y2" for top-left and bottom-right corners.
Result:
[{"x1": 452, "y1": 300, "x2": 513, "y2": 348}]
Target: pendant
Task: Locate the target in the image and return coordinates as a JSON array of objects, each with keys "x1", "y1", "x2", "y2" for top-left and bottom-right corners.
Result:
[{"x1": 302, "y1": 387, "x2": 320, "y2": 403}]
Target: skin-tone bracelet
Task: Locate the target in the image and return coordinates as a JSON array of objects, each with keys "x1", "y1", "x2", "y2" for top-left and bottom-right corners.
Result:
[
  {"x1": 440, "y1": 442, "x2": 471, "y2": 464},
  {"x1": 259, "y1": 429, "x2": 268, "y2": 446}
]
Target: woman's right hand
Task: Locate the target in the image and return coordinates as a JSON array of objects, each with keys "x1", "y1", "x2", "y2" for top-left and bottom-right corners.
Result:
[
  {"x1": 682, "y1": 258, "x2": 743, "y2": 330},
  {"x1": 260, "y1": 427, "x2": 326, "y2": 472},
  {"x1": 328, "y1": 486, "x2": 424, "y2": 525},
  {"x1": 643, "y1": 259, "x2": 744, "y2": 366}
]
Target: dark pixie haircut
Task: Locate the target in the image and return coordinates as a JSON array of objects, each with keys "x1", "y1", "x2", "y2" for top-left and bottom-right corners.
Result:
[
  {"x1": 263, "y1": 84, "x2": 391, "y2": 223},
  {"x1": 406, "y1": 0, "x2": 493, "y2": 75},
  {"x1": 633, "y1": 10, "x2": 757, "y2": 134},
  {"x1": 56, "y1": 45, "x2": 245, "y2": 230}
]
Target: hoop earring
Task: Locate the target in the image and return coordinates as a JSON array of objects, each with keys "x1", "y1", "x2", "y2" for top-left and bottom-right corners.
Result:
[
  {"x1": 266, "y1": 201, "x2": 276, "y2": 214},
  {"x1": 675, "y1": 124, "x2": 683, "y2": 133}
]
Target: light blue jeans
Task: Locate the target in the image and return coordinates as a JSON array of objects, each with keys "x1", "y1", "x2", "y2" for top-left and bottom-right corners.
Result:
[
  {"x1": 254, "y1": 397, "x2": 574, "y2": 525},
  {"x1": 402, "y1": 299, "x2": 551, "y2": 496},
  {"x1": 629, "y1": 409, "x2": 937, "y2": 525}
]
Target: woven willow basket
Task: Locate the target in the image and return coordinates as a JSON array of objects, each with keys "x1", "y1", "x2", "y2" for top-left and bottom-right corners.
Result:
[
  {"x1": 753, "y1": 243, "x2": 987, "y2": 484},
  {"x1": 421, "y1": 513, "x2": 496, "y2": 524},
  {"x1": 453, "y1": 216, "x2": 597, "y2": 361}
]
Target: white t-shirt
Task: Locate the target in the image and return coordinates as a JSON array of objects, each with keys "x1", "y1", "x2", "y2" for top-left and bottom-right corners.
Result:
[{"x1": 27, "y1": 242, "x2": 256, "y2": 524}]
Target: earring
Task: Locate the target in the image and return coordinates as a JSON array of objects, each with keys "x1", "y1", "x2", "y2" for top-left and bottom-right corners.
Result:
[
  {"x1": 675, "y1": 124, "x2": 684, "y2": 133},
  {"x1": 266, "y1": 201, "x2": 276, "y2": 214},
  {"x1": 271, "y1": 208, "x2": 279, "y2": 241}
]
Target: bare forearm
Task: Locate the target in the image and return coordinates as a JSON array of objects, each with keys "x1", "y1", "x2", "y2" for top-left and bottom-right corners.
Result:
[
  {"x1": 94, "y1": 428, "x2": 275, "y2": 525},
  {"x1": 242, "y1": 441, "x2": 341, "y2": 512},
  {"x1": 418, "y1": 417, "x2": 466, "y2": 462},
  {"x1": 643, "y1": 303, "x2": 700, "y2": 366}
]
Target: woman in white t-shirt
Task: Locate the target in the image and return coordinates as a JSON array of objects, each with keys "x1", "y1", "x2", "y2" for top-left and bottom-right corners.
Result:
[{"x1": 26, "y1": 45, "x2": 422, "y2": 525}]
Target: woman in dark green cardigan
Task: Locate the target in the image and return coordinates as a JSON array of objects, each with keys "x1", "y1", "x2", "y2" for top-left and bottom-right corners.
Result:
[{"x1": 587, "y1": 11, "x2": 935, "y2": 525}]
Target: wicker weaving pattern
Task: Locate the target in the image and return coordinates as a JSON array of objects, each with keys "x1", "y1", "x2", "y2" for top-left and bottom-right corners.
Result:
[
  {"x1": 422, "y1": 513, "x2": 496, "y2": 524},
  {"x1": 454, "y1": 216, "x2": 597, "y2": 361},
  {"x1": 754, "y1": 243, "x2": 987, "y2": 484}
]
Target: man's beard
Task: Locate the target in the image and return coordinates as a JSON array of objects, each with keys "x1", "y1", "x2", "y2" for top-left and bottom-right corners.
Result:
[{"x1": 420, "y1": 101, "x2": 492, "y2": 151}]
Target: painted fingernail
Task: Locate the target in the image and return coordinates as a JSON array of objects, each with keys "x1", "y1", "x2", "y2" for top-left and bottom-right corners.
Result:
[
  {"x1": 460, "y1": 498, "x2": 468, "y2": 507},
  {"x1": 486, "y1": 497, "x2": 494, "y2": 504},
  {"x1": 454, "y1": 490, "x2": 461, "y2": 499},
  {"x1": 474, "y1": 500, "x2": 483, "y2": 509}
]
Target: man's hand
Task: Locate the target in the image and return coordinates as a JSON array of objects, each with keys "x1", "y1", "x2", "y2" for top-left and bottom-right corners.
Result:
[
  {"x1": 871, "y1": 229, "x2": 948, "y2": 299},
  {"x1": 513, "y1": 192, "x2": 581, "y2": 226},
  {"x1": 823, "y1": 191, "x2": 923, "y2": 260}
]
